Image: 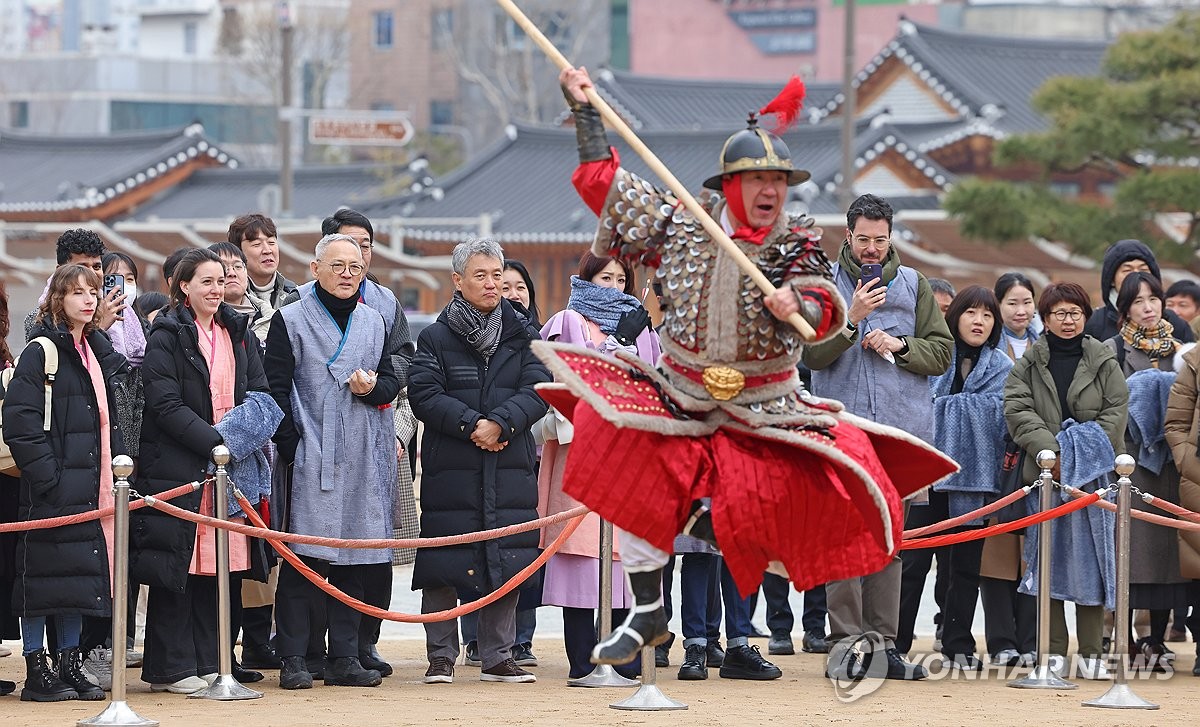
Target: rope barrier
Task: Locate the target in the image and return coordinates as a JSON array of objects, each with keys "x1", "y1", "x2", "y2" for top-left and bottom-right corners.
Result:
[
  {"x1": 1139, "y1": 492, "x2": 1200, "y2": 526},
  {"x1": 141, "y1": 493, "x2": 589, "y2": 549},
  {"x1": 0, "y1": 480, "x2": 202, "y2": 533},
  {"x1": 235, "y1": 490, "x2": 585, "y2": 623},
  {"x1": 899, "y1": 490, "x2": 1104, "y2": 550},
  {"x1": 902, "y1": 485, "x2": 1035, "y2": 539},
  {"x1": 1062, "y1": 485, "x2": 1200, "y2": 532}
]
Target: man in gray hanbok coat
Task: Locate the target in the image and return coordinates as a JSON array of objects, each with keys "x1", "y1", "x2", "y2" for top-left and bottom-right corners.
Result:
[{"x1": 265, "y1": 235, "x2": 400, "y2": 690}]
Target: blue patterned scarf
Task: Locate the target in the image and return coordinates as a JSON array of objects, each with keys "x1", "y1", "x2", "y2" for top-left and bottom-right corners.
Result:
[{"x1": 567, "y1": 276, "x2": 640, "y2": 335}]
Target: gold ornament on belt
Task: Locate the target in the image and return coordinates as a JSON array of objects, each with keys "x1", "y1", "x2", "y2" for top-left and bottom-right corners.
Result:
[{"x1": 702, "y1": 366, "x2": 745, "y2": 401}]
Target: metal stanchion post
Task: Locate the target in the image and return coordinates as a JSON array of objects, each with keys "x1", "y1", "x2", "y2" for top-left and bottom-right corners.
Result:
[
  {"x1": 1083, "y1": 454, "x2": 1159, "y2": 709},
  {"x1": 79, "y1": 456, "x2": 158, "y2": 727},
  {"x1": 190, "y1": 446, "x2": 262, "y2": 700},
  {"x1": 610, "y1": 645, "x2": 687, "y2": 711},
  {"x1": 1009, "y1": 450, "x2": 1077, "y2": 690},
  {"x1": 569, "y1": 519, "x2": 638, "y2": 688}
]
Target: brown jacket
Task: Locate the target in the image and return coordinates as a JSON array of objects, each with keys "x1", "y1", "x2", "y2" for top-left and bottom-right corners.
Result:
[{"x1": 1163, "y1": 345, "x2": 1200, "y2": 579}]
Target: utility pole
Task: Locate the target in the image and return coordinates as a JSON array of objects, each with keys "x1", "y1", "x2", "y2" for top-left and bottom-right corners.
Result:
[
  {"x1": 838, "y1": 0, "x2": 857, "y2": 213},
  {"x1": 278, "y1": 1, "x2": 294, "y2": 218}
]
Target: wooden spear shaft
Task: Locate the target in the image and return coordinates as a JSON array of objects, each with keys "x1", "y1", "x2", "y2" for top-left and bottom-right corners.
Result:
[{"x1": 494, "y1": 0, "x2": 817, "y2": 340}]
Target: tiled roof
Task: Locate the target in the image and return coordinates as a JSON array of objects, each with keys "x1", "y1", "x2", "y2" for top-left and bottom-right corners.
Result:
[
  {"x1": 361, "y1": 120, "x2": 952, "y2": 239},
  {"x1": 588, "y1": 68, "x2": 842, "y2": 131},
  {"x1": 127, "y1": 163, "x2": 390, "y2": 221},
  {"x1": 0, "y1": 123, "x2": 238, "y2": 215},
  {"x1": 816, "y1": 21, "x2": 1108, "y2": 136}
]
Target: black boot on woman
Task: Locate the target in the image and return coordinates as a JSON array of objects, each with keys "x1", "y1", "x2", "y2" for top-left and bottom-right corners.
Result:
[
  {"x1": 590, "y1": 569, "x2": 669, "y2": 665},
  {"x1": 0, "y1": 679, "x2": 14, "y2": 695},
  {"x1": 58, "y1": 647, "x2": 105, "y2": 700},
  {"x1": 20, "y1": 649, "x2": 77, "y2": 702}
]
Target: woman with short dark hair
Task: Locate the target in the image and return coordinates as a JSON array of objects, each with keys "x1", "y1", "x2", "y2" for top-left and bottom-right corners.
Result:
[
  {"x1": 1004, "y1": 281, "x2": 1128, "y2": 679},
  {"x1": 897, "y1": 286, "x2": 1010, "y2": 670}
]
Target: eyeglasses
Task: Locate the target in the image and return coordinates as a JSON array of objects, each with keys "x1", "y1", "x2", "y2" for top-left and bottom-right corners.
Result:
[
  {"x1": 1048, "y1": 309, "x2": 1084, "y2": 322},
  {"x1": 851, "y1": 235, "x2": 890, "y2": 249},
  {"x1": 324, "y1": 261, "x2": 365, "y2": 276},
  {"x1": 223, "y1": 262, "x2": 246, "y2": 273}
]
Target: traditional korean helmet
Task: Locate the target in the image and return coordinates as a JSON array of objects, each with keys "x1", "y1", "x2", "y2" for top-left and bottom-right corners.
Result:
[{"x1": 702, "y1": 77, "x2": 811, "y2": 191}]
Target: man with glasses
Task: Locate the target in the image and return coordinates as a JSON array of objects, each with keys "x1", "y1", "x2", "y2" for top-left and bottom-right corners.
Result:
[
  {"x1": 264, "y1": 234, "x2": 400, "y2": 690},
  {"x1": 276, "y1": 208, "x2": 418, "y2": 679},
  {"x1": 209, "y1": 242, "x2": 273, "y2": 343},
  {"x1": 24, "y1": 228, "x2": 126, "y2": 339},
  {"x1": 803, "y1": 193, "x2": 953, "y2": 682}
]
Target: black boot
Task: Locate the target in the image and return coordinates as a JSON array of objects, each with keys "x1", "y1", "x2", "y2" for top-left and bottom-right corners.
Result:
[
  {"x1": 278, "y1": 655, "x2": 313, "y2": 690},
  {"x1": 323, "y1": 657, "x2": 382, "y2": 687},
  {"x1": 21, "y1": 649, "x2": 77, "y2": 702},
  {"x1": 591, "y1": 569, "x2": 670, "y2": 665},
  {"x1": 0, "y1": 679, "x2": 14, "y2": 696},
  {"x1": 358, "y1": 644, "x2": 393, "y2": 677},
  {"x1": 57, "y1": 647, "x2": 104, "y2": 701}
]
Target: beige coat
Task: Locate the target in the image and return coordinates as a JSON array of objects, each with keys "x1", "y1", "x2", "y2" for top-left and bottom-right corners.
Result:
[{"x1": 1163, "y1": 345, "x2": 1200, "y2": 579}]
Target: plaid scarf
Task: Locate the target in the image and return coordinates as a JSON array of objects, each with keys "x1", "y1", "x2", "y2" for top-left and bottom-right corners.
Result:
[
  {"x1": 445, "y1": 291, "x2": 503, "y2": 360},
  {"x1": 1119, "y1": 318, "x2": 1179, "y2": 362}
]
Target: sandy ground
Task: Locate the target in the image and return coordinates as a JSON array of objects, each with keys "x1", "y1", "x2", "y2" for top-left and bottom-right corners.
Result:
[{"x1": 0, "y1": 635, "x2": 1196, "y2": 727}]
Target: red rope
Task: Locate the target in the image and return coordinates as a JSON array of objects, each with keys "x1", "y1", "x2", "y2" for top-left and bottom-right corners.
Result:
[
  {"x1": 1138, "y1": 493, "x2": 1200, "y2": 526},
  {"x1": 236, "y1": 491, "x2": 584, "y2": 623},
  {"x1": 900, "y1": 491, "x2": 1102, "y2": 550},
  {"x1": 0, "y1": 481, "x2": 202, "y2": 533},
  {"x1": 902, "y1": 486, "x2": 1034, "y2": 539},
  {"x1": 1062, "y1": 486, "x2": 1200, "y2": 532},
  {"x1": 143, "y1": 493, "x2": 589, "y2": 548}
]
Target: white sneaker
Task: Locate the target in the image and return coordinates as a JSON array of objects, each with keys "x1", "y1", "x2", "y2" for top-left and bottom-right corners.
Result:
[
  {"x1": 201, "y1": 672, "x2": 218, "y2": 686},
  {"x1": 82, "y1": 646, "x2": 113, "y2": 690},
  {"x1": 150, "y1": 676, "x2": 209, "y2": 694},
  {"x1": 1075, "y1": 656, "x2": 1110, "y2": 680},
  {"x1": 990, "y1": 648, "x2": 1021, "y2": 666},
  {"x1": 0, "y1": 643, "x2": 11, "y2": 657}
]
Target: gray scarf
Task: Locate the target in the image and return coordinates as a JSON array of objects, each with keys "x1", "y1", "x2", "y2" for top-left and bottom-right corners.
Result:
[{"x1": 445, "y1": 291, "x2": 502, "y2": 360}]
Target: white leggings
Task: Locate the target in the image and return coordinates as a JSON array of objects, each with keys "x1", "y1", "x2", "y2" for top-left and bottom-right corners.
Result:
[{"x1": 617, "y1": 529, "x2": 670, "y2": 572}]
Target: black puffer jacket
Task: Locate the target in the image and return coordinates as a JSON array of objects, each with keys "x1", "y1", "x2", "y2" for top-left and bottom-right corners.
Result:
[
  {"x1": 409, "y1": 299, "x2": 550, "y2": 593},
  {"x1": 1084, "y1": 239, "x2": 1194, "y2": 343},
  {"x1": 3, "y1": 321, "x2": 128, "y2": 617},
  {"x1": 130, "y1": 303, "x2": 267, "y2": 592}
]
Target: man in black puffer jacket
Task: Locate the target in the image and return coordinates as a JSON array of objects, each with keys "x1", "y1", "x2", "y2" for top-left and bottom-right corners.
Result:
[
  {"x1": 1084, "y1": 239, "x2": 1195, "y2": 344},
  {"x1": 409, "y1": 238, "x2": 549, "y2": 686}
]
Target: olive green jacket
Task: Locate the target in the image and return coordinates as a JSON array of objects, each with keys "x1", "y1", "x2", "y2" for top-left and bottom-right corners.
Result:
[
  {"x1": 1004, "y1": 335, "x2": 1129, "y2": 483},
  {"x1": 801, "y1": 243, "x2": 951, "y2": 377}
]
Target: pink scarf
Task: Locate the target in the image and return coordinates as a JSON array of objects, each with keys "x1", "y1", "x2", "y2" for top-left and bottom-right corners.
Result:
[{"x1": 80, "y1": 337, "x2": 116, "y2": 594}]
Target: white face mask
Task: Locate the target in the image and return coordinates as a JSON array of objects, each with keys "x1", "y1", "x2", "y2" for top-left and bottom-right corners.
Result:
[{"x1": 125, "y1": 284, "x2": 138, "y2": 304}]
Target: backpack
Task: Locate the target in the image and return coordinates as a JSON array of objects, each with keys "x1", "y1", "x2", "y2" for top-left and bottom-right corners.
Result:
[{"x1": 0, "y1": 337, "x2": 59, "y2": 476}]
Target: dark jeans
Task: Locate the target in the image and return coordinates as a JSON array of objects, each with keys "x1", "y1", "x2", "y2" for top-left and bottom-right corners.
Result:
[
  {"x1": 896, "y1": 493, "x2": 984, "y2": 657},
  {"x1": 663, "y1": 553, "x2": 721, "y2": 644},
  {"x1": 759, "y1": 572, "x2": 794, "y2": 636},
  {"x1": 980, "y1": 576, "x2": 1036, "y2": 655},
  {"x1": 719, "y1": 562, "x2": 754, "y2": 643},
  {"x1": 802, "y1": 584, "x2": 828, "y2": 636}
]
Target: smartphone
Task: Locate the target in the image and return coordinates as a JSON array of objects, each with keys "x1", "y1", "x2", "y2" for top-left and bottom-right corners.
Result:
[
  {"x1": 102, "y1": 274, "x2": 125, "y2": 299},
  {"x1": 859, "y1": 263, "x2": 884, "y2": 291}
]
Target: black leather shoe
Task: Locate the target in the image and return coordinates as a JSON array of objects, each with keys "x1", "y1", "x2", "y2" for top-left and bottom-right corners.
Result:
[
  {"x1": 233, "y1": 661, "x2": 264, "y2": 684},
  {"x1": 802, "y1": 631, "x2": 830, "y2": 654},
  {"x1": 883, "y1": 648, "x2": 927, "y2": 680},
  {"x1": 0, "y1": 679, "x2": 13, "y2": 696},
  {"x1": 240, "y1": 643, "x2": 280, "y2": 670},
  {"x1": 768, "y1": 632, "x2": 795, "y2": 656},
  {"x1": 359, "y1": 644, "x2": 393, "y2": 677},
  {"x1": 655, "y1": 632, "x2": 674, "y2": 667},
  {"x1": 677, "y1": 644, "x2": 708, "y2": 680},
  {"x1": 323, "y1": 657, "x2": 382, "y2": 687},
  {"x1": 718, "y1": 645, "x2": 782, "y2": 680},
  {"x1": 279, "y1": 656, "x2": 313, "y2": 690},
  {"x1": 306, "y1": 653, "x2": 326, "y2": 680},
  {"x1": 705, "y1": 641, "x2": 725, "y2": 668}
]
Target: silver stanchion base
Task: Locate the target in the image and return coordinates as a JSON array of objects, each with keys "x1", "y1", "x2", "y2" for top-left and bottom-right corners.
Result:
[
  {"x1": 568, "y1": 663, "x2": 640, "y2": 688},
  {"x1": 1008, "y1": 665, "x2": 1078, "y2": 690},
  {"x1": 187, "y1": 674, "x2": 263, "y2": 701},
  {"x1": 610, "y1": 684, "x2": 688, "y2": 711},
  {"x1": 78, "y1": 700, "x2": 160, "y2": 727},
  {"x1": 1082, "y1": 683, "x2": 1159, "y2": 710}
]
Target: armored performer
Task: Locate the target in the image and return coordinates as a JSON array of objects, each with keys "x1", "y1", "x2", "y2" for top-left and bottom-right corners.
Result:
[{"x1": 534, "y1": 67, "x2": 957, "y2": 665}]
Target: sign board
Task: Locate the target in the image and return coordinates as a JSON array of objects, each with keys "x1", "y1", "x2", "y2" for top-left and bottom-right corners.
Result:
[
  {"x1": 729, "y1": 9, "x2": 817, "y2": 29},
  {"x1": 308, "y1": 114, "x2": 415, "y2": 147}
]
